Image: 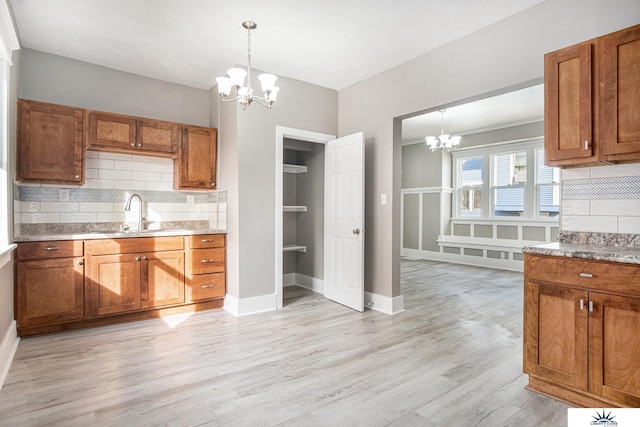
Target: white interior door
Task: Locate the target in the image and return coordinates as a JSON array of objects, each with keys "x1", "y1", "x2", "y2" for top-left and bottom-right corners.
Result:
[{"x1": 324, "y1": 132, "x2": 365, "y2": 312}]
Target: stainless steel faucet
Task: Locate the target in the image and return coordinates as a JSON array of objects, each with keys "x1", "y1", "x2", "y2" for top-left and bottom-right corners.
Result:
[{"x1": 124, "y1": 193, "x2": 145, "y2": 231}]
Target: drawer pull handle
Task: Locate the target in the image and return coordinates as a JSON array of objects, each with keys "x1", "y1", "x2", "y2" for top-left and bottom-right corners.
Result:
[
  {"x1": 589, "y1": 301, "x2": 594, "y2": 312},
  {"x1": 579, "y1": 299, "x2": 584, "y2": 311},
  {"x1": 580, "y1": 273, "x2": 593, "y2": 278},
  {"x1": 44, "y1": 247, "x2": 60, "y2": 251},
  {"x1": 202, "y1": 285, "x2": 214, "y2": 289},
  {"x1": 201, "y1": 239, "x2": 214, "y2": 242},
  {"x1": 201, "y1": 259, "x2": 215, "y2": 263}
]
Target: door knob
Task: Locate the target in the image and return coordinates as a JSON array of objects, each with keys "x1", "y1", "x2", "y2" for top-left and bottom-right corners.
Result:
[{"x1": 353, "y1": 229, "x2": 360, "y2": 235}]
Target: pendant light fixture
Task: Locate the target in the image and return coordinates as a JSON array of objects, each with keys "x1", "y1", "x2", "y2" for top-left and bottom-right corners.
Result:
[
  {"x1": 215, "y1": 21, "x2": 279, "y2": 110},
  {"x1": 425, "y1": 110, "x2": 461, "y2": 151}
]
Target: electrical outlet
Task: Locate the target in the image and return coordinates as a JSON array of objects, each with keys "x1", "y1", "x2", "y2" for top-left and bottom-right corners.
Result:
[
  {"x1": 381, "y1": 193, "x2": 387, "y2": 205},
  {"x1": 59, "y1": 189, "x2": 70, "y2": 202}
]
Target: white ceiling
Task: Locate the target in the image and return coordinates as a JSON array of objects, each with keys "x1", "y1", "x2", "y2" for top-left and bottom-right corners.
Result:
[
  {"x1": 9, "y1": 0, "x2": 547, "y2": 91},
  {"x1": 401, "y1": 84, "x2": 544, "y2": 144}
]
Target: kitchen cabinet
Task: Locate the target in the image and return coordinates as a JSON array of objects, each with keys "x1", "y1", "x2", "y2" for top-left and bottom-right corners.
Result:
[
  {"x1": 544, "y1": 24, "x2": 640, "y2": 166},
  {"x1": 175, "y1": 125, "x2": 217, "y2": 190},
  {"x1": 87, "y1": 111, "x2": 179, "y2": 157},
  {"x1": 87, "y1": 236, "x2": 184, "y2": 316},
  {"x1": 17, "y1": 99, "x2": 84, "y2": 184},
  {"x1": 15, "y1": 240, "x2": 85, "y2": 330},
  {"x1": 185, "y1": 234, "x2": 226, "y2": 301},
  {"x1": 524, "y1": 254, "x2": 640, "y2": 407}
]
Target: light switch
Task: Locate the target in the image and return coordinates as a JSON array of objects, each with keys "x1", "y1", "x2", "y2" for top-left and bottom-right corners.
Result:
[{"x1": 381, "y1": 193, "x2": 387, "y2": 205}]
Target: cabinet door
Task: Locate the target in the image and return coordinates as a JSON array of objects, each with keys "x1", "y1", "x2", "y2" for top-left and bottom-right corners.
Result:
[
  {"x1": 141, "y1": 250, "x2": 185, "y2": 308},
  {"x1": 137, "y1": 119, "x2": 179, "y2": 156},
  {"x1": 17, "y1": 99, "x2": 84, "y2": 184},
  {"x1": 16, "y1": 257, "x2": 85, "y2": 328},
  {"x1": 589, "y1": 292, "x2": 640, "y2": 407},
  {"x1": 523, "y1": 281, "x2": 588, "y2": 390},
  {"x1": 88, "y1": 111, "x2": 137, "y2": 151},
  {"x1": 600, "y1": 24, "x2": 640, "y2": 160},
  {"x1": 544, "y1": 43, "x2": 596, "y2": 165},
  {"x1": 176, "y1": 125, "x2": 217, "y2": 189},
  {"x1": 89, "y1": 254, "x2": 141, "y2": 316}
]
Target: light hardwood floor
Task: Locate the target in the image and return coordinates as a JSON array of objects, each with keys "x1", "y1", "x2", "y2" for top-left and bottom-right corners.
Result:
[{"x1": 0, "y1": 259, "x2": 570, "y2": 426}]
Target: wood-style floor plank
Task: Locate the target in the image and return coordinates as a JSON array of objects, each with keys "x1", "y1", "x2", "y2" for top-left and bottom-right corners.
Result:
[{"x1": 0, "y1": 259, "x2": 570, "y2": 426}]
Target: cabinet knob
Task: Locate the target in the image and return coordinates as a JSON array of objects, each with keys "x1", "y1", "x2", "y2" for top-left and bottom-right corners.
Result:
[
  {"x1": 77, "y1": 260, "x2": 83, "y2": 265},
  {"x1": 135, "y1": 256, "x2": 140, "y2": 261},
  {"x1": 130, "y1": 143, "x2": 135, "y2": 147},
  {"x1": 142, "y1": 256, "x2": 147, "y2": 260},
  {"x1": 75, "y1": 175, "x2": 80, "y2": 179},
  {"x1": 137, "y1": 143, "x2": 142, "y2": 147},
  {"x1": 211, "y1": 183, "x2": 215, "y2": 186}
]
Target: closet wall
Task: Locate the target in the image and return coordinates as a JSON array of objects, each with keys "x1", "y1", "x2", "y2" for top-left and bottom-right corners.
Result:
[{"x1": 283, "y1": 139, "x2": 325, "y2": 289}]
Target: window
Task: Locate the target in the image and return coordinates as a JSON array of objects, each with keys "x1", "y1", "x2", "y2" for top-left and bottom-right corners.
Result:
[{"x1": 453, "y1": 139, "x2": 560, "y2": 220}]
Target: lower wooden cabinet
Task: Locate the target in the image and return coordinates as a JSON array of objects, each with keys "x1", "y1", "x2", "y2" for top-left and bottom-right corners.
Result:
[
  {"x1": 185, "y1": 234, "x2": 226, "y2": 302},
  {"x1": 524, "y1": 253, "x2": 640, "y2": 407},
  {"x1": 15, "y1": 234, "x2": 225, "y2": 336}
]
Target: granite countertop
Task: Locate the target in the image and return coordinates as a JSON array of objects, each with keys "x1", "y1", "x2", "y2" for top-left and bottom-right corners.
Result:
[
  {"x1": 14, "y1": 228, "x2": 226, "y2": 242},
  {"x1": 523, "y1": 241, "x2": 640, "y2": 265}
]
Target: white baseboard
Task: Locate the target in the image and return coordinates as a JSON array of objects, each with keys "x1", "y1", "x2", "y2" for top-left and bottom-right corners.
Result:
[
  {"x1": 293, "y1": 273, "x2": 324, "y2": 293},
  {"x1": 365, "y1": 291, "x2": 405, "y2": 315},
  {"x1": 401, "y1": 248, "x2": 524, "y2": 272},
  {"x1": 0, "y1": 320, "x2": 19, "y2": 392},
  {"x1": 283, "y1": 273, "x2": 296, "y2": 287},
  {"x1": 223, "y1": 293, "x2": 277, "y2": 317}
]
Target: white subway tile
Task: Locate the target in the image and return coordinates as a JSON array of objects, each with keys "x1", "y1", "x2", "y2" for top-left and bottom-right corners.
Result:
[
  {"x1": 99, "y1": 152, "x2": 133, "y2": 161},
  {"x1": 132, "y1": 154, "x2": 161, "y2": 163},
  {"x1": 148, "y1": 202, "x2": 175, "y2": 213},
  {"x1": 86, "y1": 158, "x2": 115, "y2": 170},
  {"x1": 21, "y1": 212, "x2": 60, "y2": 223},
  {"x1": 79, "y1": 202, "x2": 115, "y2": 213},
  {"x1": 97, "y1": 212, "x2": 127, "y2": 222},
  {"x1": 161, "y1": 173, "x2": 174, "y2": 182},
  {"x1": 146, "y1": 181, "x2": 173, "y2": 191},
  {"x1": 154, "y1": 212, "x2": 188, "y2": 222},
  {"x1": 114, "y1": 160, "x2": 147, "y2": 171},
  {"x1": 84, "y1": 179, "x2": 115, "y2": 189},
  {"x1": 60, "y1": 212, "x2": 97, "y2": 223},
  {"x1": 561, "y1": 215, "x2": 618, "y2": 233},
  {"x1": 562, "y1": 167, "x2": 591, "y2": 180},
  {"x1": 619, "y1": 217, "x2": 640, "y2": 234},
  {"x1": 174, "y1": 203, "x2": 200, "y2": 213},
  {"x1": 591, "y1": 199, "x2": 640, "y2": 216},
  {"x1": 114, "y1": 180, "x2": 146, "y2": 190},
  {"x1": 100, "y1": 169, "x2": 132, "y2": 180},
  {"x1": 85, "y1": 151, "x2": 99, "y2": 158},
  {"x1": 131, "y1": 171, "x2": 162, "y2": 181},
  {"x1": 146, "y1": 162, "x2": 174, "y2": 173},
  {"x1": 561, "y1": 200, "x2": 590, "y2": 216},
  {"x1": 85, "y1": 168, "x2": 99, "y2": 179},
  {"x1": 590, "y1": 164, "x2": 640, "y2": 178},
  {"x1": 20, "y1": 201, "x2": 40, "y2": 213},
  {"x1": 188, "y1": 212, "x2": 209, "y2": 221},
  {"x1": 17, "y1": 182, "x2": 42, "y2": 187},
  {"x1": 40, "y1": 202, "x2": 79, "y2": 213}
]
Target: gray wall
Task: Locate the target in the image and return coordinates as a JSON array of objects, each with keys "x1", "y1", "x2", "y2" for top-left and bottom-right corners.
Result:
[
  {"x1": 338, "y1": 0, "x2": 640, "y2": 298},
  {"x1": 461, "y1": 121, "x2": 543, "y2": 148},
  {"x1": 19, "y1": 49, "x2": 211, "y2": 126},
  {"x1": 219, "y1": 75, "x2": 337, "y2": 300}
]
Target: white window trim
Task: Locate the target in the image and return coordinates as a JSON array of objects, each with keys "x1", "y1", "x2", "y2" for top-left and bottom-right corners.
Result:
[{"x1": 452, "y1": 137, "x2": 559, "y2": 222}]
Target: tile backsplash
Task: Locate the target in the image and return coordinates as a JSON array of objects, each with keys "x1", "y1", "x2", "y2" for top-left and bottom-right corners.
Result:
[
  {"x1": 14, "y1": 151, "x2": 227, "y2": 235},
  {"x1": 561, "y1": 164, "x2": 640, "y2": 234}
]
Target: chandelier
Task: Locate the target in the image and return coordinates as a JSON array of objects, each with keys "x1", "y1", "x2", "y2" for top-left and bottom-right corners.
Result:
[
  {"x1": 215, "y1": 21, "x2": 279, "y2": 110},
  {"x1": 425, "y1": 110, "x2": 461, "y2": 151}
]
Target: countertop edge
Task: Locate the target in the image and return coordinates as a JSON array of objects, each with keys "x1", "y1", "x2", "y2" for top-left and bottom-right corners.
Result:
[
  {"x1": 523, "y1": 242, "x2": 640, "y2": 265},
  {"x1": 13, "y1": 229, "x2": 227, "y2": 242}
]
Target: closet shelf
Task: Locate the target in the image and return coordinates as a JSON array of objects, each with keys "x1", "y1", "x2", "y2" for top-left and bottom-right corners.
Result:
[
  {"x1": 283, "y1": 245, "x2": 307, "y2": 253},
  {"x1": 283, "y1": 205, "x2": 307, "y2": 213},
  {"x1": 283, "y1": 164, "x2": 308, "y2": 174}
]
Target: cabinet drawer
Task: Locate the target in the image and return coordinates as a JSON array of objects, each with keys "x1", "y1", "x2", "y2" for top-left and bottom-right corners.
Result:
[
  {"x1": 86, "y1": 236, "x2": 184, "y2": 255},
  {"x1": 525, "y1": 254, "x2": 640, "y2": 294},
  {"x1": 189, "y1": 248, "x2": 225, "y2": 275},
  {"x1": 17, "y1": 240, "x2": 83, "y2": 260},
  {"x1": 187, "y1": 273, "x2": 225, "y2": 301},
  {"x1": 187, "y1": 234, "x2": 225, "y2": 249}
]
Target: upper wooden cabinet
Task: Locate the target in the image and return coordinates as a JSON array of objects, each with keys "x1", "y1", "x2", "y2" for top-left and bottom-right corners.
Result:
[
  {"x1": 87, "y1": 111, "x2": 179, "y2": 157},
  {"x1": 17, "y1": 99, "x2": 84, "y2": 184},
  {"x1": 545, "y1": 24, "x2": 640, "y2": 166},
  {"x1": 175, "y1": 125, "x2": 217, "y2": 190}
]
